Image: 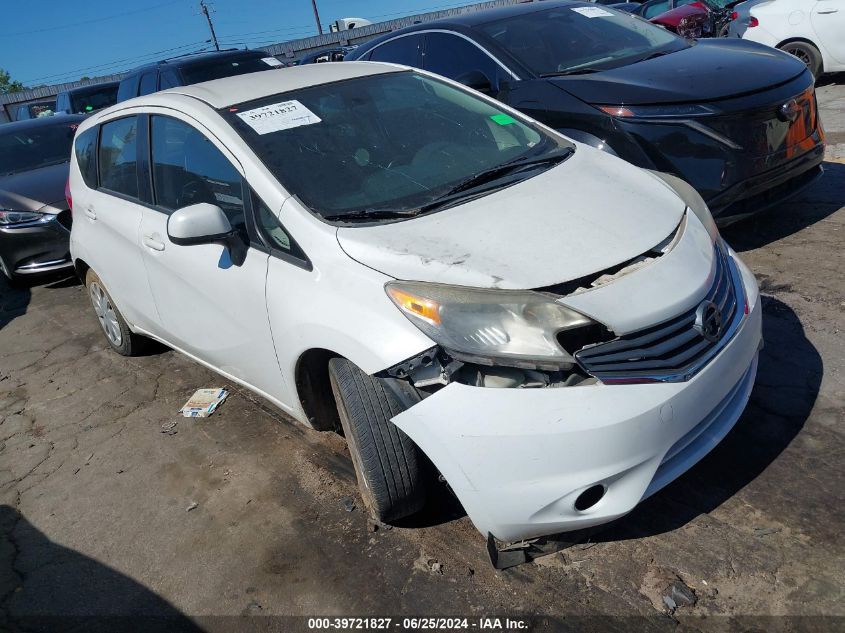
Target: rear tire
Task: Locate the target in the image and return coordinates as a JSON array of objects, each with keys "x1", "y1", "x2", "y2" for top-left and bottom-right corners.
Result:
[
  {"x1": 328, "y1": 358, "x2": 425, "y2": 523},
  {"x1": 779, "y1": 41, "x2": 822, "y2": 78},
  {"x1": 85, "y1": 270, "x2": 148, "y2": 356}
]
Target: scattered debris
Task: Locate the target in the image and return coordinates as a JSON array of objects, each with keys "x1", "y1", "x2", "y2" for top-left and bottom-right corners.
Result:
[
  {"x1": 368, "y1": 521, "x2": 379, "y2": 532},
  {"x1": 663, "y1": 595, "x2": 676, "y2": 611},
  {"x1": 341, "y1": 496, "x2": 356, "y2": 512},
  {"x1": 665, "y1": 579, "x2": 697, "y2": 609},
  {"x1": 186, "y1": 501, "x2": 198, "y2": 512},
  {"x1": 428, "y1": 559, "x2": 444, "y2": 574},
  {"x1": 180, "y1": 388, "x2": 228, "y2": 418},
  {"x1": 73, "y1": 467, "x2": 80, "y2": 475},
  {"x1": 754, "y1": 527, "x2": 782, "y2": 538},
  {"x1": 466, "y1": 567, "x2": 475, "y2": 578},
  {"x1": 160, "y1": 420, "x2": 178, "y2": 435},
  {"x1": 84, "y1": 453, "x2": 94, "y2": 464}
]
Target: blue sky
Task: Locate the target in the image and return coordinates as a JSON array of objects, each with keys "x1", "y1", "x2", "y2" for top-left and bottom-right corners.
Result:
[{"x1": 2, "y1": 0, "x2": 469, "y2": 87}]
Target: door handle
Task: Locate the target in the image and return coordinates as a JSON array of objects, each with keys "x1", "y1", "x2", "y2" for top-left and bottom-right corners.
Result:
[
  {"x1": 84, "y1": 206, "x2": 96, "y2": 220},
  {"x1": 142, "y1": 234, "x2": 166, "y2": 252}
]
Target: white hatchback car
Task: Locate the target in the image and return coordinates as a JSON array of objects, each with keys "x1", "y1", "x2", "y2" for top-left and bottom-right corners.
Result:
[
  {"x1": 69, "y1": 62, "x2": 762, "y2": 544},
  {"x1": 729, "y1": 0, "x2": 845, "y2": 77}
]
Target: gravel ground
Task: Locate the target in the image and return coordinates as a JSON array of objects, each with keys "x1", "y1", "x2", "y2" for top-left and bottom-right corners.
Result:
[{"x1": 1, "y1": 77, "x2": 843, "y2": 633}]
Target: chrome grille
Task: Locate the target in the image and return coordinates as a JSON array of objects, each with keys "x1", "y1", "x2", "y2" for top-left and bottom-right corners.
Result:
[{"x1": 575, "y1": 244, "x2": 743, "y2": 383}]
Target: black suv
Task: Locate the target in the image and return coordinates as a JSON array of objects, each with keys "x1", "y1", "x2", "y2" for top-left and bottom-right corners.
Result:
[
  {"x1": 55, "y1": 82, "x2": 119, "y2": 114},
  {"x1": 117, "y1": 49, "x2": 281, "y2": 102}
]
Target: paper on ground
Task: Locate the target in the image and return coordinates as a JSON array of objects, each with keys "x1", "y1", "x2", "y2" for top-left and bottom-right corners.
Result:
[{"x1": 180, "y1": 388, "x2": 228, "y2": 418}]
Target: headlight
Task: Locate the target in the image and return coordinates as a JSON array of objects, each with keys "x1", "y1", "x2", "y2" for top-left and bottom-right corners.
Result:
[
  {"x1": 386, "y1": 281, "x2": 596, "y2": 370},
  {"x1": 594, "y1": 103, "x2": 720, "y2": 118},
  {"x1": 646, "y1": 170, "x2": 720, "y2": 241},
  {"x1": 0, "y1": 209, "x2": 48, "y2": 226}
]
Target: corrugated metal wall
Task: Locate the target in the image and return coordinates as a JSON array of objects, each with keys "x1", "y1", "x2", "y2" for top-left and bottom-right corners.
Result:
[{"x1": 1, "y1": 0, "x2": 520, "y2": 121}]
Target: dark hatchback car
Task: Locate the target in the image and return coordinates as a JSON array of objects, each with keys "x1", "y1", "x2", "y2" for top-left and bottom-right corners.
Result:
[
  {"x1": 0, "y1": 116, "x2": 84, "y2": 283},
  {"x1": 55, "y1": 81, "x2": 119, "y2": 115},
  {"x1": 348, "y1": 0, "x2": 825, "y2": 223},
  {"x1": 117, "y1": 49, "x2": 282, "y2": 102}
]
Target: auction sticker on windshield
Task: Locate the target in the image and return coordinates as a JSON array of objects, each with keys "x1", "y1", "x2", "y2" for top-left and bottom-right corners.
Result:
[
  {"x1": 236, "y1": 100, "x2": 322, "y2": 135},
  {"x1": 571, "y1": 6, "x2": 613, "y2": 17}
]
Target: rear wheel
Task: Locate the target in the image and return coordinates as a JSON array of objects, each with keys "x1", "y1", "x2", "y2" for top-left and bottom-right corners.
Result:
[
  {"x1": 328, "y1": 357, "x2": 425, "y2": 523},
  {"x1": 779, "y1": 41, "x2": 822, "y2": 78},
  {"x1": 85, "y1": 270, "x2": 148, "y2": 356}
]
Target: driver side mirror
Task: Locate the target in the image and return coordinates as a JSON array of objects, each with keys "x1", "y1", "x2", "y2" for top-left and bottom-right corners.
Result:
[
  {"x1": 455, "y1": 70, "x2": 494, "y2": 96},
  {"x1": 167, "y1": 203, "x2": 233, "y2": 246}
]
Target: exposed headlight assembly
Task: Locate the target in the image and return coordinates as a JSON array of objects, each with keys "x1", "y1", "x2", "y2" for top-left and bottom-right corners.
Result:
[
  {"x1": 386, "y1": 282, "x2": 596, "y2": 371},
  {"x1": 0, "y1": 209, "x2": 49, "y2": 226}
]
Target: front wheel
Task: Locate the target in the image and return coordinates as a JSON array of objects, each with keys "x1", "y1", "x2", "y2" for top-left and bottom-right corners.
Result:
[
  {"x1": 779, "y1": 41, "x2": 822, "y2": 78},
  {"x1": 328, "y1": 358, "x2": 425, "y2": 523},
  {"x1": 85, "y1": 270, "x2": 148, "y2": 356}
]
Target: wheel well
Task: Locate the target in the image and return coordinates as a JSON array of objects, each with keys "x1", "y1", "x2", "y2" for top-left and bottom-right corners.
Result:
[
  {"x1": 776, "y1": 37, "x2": 824, "y2": 71},
  {"x1": 295, "y1": 348, "x2": 342, "y2": 432},
  {"x1": 73, "y1": 258, "x2": 90, "y2": 282}
]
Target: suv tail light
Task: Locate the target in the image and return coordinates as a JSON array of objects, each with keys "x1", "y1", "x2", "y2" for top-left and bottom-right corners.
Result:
[
  {"x1": 748, "y1": 16, "x2": 759, "y2": 27},
  {"x1": 65, "y1": 178, "x2": 73, "y2": 213}
]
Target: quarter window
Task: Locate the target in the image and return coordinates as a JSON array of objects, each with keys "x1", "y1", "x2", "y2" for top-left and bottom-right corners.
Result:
[
  {"x1": 98, "y1": 117, "x2": 139, "y2": 198},
  {"x1": 150, "y1": 116, "x2": 245, "y2": 231},
  {"x1": 252, "y1": 190, "x2": 306, "y2": 260},
  {"x1": 368, "y1": 34, "x2": 423, "y2": 65},
  {"x1": 75, "y1": 127, "x2": 99, "y2": 188},
  {"x1": 139, "y1": 71, "x2": 158, "y2": 96}
]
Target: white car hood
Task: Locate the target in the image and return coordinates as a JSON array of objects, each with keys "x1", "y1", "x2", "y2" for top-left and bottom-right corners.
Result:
[{"x1": 336, "y1": 146, "x2": 685, "y2": 290}]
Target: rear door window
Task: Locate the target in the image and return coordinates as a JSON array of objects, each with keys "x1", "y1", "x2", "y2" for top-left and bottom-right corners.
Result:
[
  {"x1": 367, "y1": 34, "x2": 424, "y2": 66},
  {"x1": 98, "y1": 116, "x2": 139, "y2": 198},
  {"x1": 75, "y1": 127, "x2": 99, "y2": 188},
  {"x1": 138, "y1": 71, "x2": 158, "y2": 96},
  {"x1": 150, "y1": 115, "x2": 245, "y2": 232}
]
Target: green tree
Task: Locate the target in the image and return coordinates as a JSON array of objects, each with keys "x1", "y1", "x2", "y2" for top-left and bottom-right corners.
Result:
[{"x1": 0, "y1": 68, "x2": 25, "y2": 94}]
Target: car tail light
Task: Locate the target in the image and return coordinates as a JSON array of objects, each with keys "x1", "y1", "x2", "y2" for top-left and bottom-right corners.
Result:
[
  {"x1": 748, "y1": 16, "x2": 759, "y2": 27},
  {"x1": 730, "y1": 11, "x2": 738, "y2": 20},
  {"x1": 65, "y1": 178, "x2": 73, "y2": 213}
]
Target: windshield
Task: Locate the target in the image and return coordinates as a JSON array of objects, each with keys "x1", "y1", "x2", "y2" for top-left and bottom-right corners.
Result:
[
  {"x1": 476, "y1": 5, "x2": 687, "y2": 76},
  {"x1": 181, "y1": 55, "x2": 273, "y2": 84},
  {"x1": 70, "y1": 85, "x2": 118, "y2": 114},
  {"x1": 224, "y1": 72, "x2": 570, "y2": 221},
  {"x1": 0, "y1": 121, "x2": 77, "y2": 176}
]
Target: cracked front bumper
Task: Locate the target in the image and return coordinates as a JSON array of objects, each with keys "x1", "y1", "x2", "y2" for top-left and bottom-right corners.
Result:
[{"x1": 392, "y1": 253, "x2": 762, "y2": 542}]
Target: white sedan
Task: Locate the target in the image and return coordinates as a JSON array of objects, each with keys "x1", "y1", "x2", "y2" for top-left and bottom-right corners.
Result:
[
  {"x1": 730, "y1": 0, "x2": 845, "y2": 77},
  {"x1": 68, "y1": 62, "x2": 762, "y2": 544}
]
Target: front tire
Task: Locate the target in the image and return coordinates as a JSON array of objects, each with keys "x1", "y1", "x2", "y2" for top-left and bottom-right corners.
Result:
[
  {"x1": 779, "y1": 41, "x2": 822, "y2": 78},
  {"x1": 328, "y1": 358, "x2": 425, "y2": 523},
  {"x1": 85, "y1": 270, "x2": 148, "y2": 356}
]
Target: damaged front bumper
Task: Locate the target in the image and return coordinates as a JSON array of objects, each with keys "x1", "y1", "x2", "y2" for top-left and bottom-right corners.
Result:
[{"x1": 391, "y1": 253, "x2": 762, "y2": 543}]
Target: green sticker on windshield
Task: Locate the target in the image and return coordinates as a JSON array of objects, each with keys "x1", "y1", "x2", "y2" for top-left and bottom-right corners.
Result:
[{"x1": 490, "y1": 113, "x2": 516, "y2": 126}]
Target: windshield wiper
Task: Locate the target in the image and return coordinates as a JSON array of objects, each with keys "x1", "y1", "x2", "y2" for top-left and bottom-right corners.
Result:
[
  {"x1": 327, "y1": 208, "x2": 424, "y2": 223},
  {"x1": 637, "y1": 50, "x2": 672, "y2": 63},
  {"x1": 540, "y1": 68, "x2": 604, "y2": 77},
  {"x1": 442, "y1": 147, "x2": 574, "y2": 197}
]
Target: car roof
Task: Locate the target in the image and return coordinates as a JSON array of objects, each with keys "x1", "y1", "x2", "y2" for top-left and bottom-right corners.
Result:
[
  {"x1": 1, "y1": 114, "x2": 86, "y2": 133},
  {"x1": 126, "y1": 48, "x2": 267, "y2": 74},
  {"x1": 159, "y1": 61, "x2": 404, "y2": 108}
]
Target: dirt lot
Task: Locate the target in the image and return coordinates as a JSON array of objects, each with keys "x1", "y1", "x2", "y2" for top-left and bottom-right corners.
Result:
[{"x1": 2, "y1": 78, "x2": 844, "y2": 633}]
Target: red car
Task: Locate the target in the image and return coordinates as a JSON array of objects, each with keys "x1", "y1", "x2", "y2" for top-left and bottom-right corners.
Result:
[{"x1": 650, "y1": 2, "x2": 711, "y2": 38}]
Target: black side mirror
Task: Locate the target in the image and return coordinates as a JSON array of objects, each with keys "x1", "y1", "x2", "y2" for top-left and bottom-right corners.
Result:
[{"x1": 455, "y1": 70, "x2": 494, "y2": 96}]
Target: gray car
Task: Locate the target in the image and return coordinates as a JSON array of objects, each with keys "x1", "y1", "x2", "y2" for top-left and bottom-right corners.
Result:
[{"x1": 0, "y1": 115, "x2": 84, "y2": 283}]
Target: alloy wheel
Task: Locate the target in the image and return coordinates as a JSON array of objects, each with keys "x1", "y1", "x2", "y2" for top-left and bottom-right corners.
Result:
[{"x1": 89, "y1": 281, "x2": 122, "y2": 346}]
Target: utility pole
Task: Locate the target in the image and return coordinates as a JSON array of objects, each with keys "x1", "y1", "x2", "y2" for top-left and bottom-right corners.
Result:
[
  {"x1": 200, "y1": 0, "x2": 220, "y2": 51},
  {"x1": 310, "y1": 0, "x2": 323, "y2": 35}
]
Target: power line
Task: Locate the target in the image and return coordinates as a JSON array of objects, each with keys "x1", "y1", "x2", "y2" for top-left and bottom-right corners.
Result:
[
  {"x1": 20, "y1": 40, "x2": 212, "y2": 85},
  {"x1": 5, "y1": 0, "x2": 186, "y2": 37}
]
